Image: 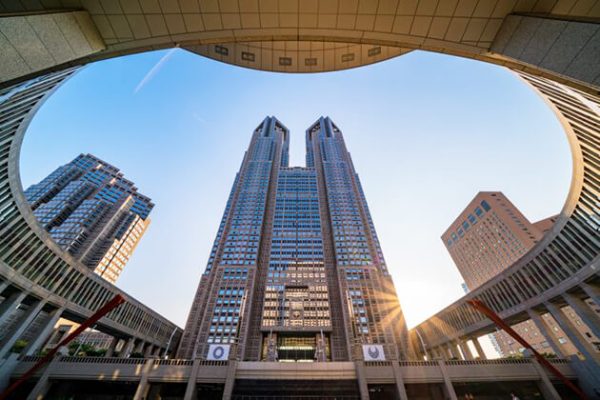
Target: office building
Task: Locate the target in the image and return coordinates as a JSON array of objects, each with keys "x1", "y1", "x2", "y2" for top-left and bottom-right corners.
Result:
[
  {"x1": 443, "y1": 192, "x2": 599, "y2": 357},
  {"x1": 178, "y1": 116, "x2": 409, "y2": 363},
  {"x1": 24, "y1": 154, "x2": 152, "y2": 283}
]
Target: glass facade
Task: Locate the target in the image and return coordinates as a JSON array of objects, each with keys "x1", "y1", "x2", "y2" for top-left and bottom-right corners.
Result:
[
  {"x1": 24, "y1": 154, "x2": 153, "y2": 283},
  {"x1": 179, "y1": 117, "x2": 409, "y2": 362}
]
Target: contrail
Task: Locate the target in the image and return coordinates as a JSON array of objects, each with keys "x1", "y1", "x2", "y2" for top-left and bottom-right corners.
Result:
[{"x1": 134, "y1": 47, "x2": 178, "y2": 94}]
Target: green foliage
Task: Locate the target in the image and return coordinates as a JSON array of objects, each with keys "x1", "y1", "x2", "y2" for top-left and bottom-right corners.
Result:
[
  {"x1": 11, "y1": 339, "x2": 28, "y2": 353},
  {"x1": 502, "y1": 351, "x2": 557, "y2": 359},
  {"x1": 68, "y1": 341, "x2": 106, "y2": 357},
  {"x1": 129, "y1": 352, "x2": 144, "y2": 358},
  {"x1": 504, "y1": 353, "x2": 524, "y2": 359}
]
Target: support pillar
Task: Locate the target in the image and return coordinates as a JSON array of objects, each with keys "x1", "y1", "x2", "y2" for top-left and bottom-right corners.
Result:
[
  {"x1": 391, "y1": 362, "x2": 409, "y2": 400},
  {"x1": 472, "y1": 337, "x2": 487, "y2": 360},
  {"x1": 436, "y1": 347, "x2": 446, "y2": 360},
  {"x1": 437, "y1": 360, "x2": 458, "y2": 400},
  {"x1": 0, "y1": 281, "x2": 10, "y2": 296},
  {"x1": 133, "y1": 340, "x2": 145, "y2": 355},
  {"x1": 133, "y1": 359, "x2": 155, "y2": 400},
  {"x1": 563, "y1": 292, "x2": 600, "y2": 340},
  {"x1": 23, "y1": 307, "x2": 64, "y2": 356},
  {"x1": 26, "y1": 355, "x2": 59, "y2": 400},
  {"x1": 580, "y1": 283, "x2": 600, "y2": 307},
  {"x1": 458, "y1": 340, "x2": 473, "y2": 360},
  {"x1": 429, "y1": 347, "x2": 438, "y2": 360},
  {"x1": 119, "y1": 337, "x2": 135, "y2": 358},
  {"x1": 0, "y1": 300, "x2": 45, "y2": 360},
  {"x1": 527, "y1": 309, "x2": 566, "y2": 358},
  {"x1": 0, "y1": 292, "x2": 27, "y2": 327},
  {"x1": 354, "y1": 361, "x2": 370, "y2": 400},
  {"x1": 160, "y1": 346, "x2": 169, "y2": 358},
  {"x1": 447, "y1": 342, "x2": 458, "y2": 359},
  {"x1": 105, "y1": 337, "x2": 120, "y2": 357},
  {"x1": 144, "y1": 344, "x2": 154, "y2": 358},
  {"x1": 222, "y1": 360, "x2": 237, "y2": 400},
  {"x1": 545, "y1": 302, "x2": 600, "y2": 364},
  {"x1": 183, "y1": 358, "x2": 201, "y2": 400},
  {"x1": 531, "y1": 358, "x2": 561, "y2": 400}
]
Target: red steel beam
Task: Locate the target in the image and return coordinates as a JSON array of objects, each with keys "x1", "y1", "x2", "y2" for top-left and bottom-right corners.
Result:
[
  {"x1": 466, "y1": 298, "x2": 588, "y2": 400},
  {"x1": 0, "y1": 294, "x2": 126, "y2": 400}
]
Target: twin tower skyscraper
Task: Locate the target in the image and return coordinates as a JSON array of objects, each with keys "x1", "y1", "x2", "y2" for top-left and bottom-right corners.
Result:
[{"x1": 178, "y1": 117, "x2": 410, "y2": 362}]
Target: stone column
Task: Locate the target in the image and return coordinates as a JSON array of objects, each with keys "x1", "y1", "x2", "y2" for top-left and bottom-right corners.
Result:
[
  {"x1": 132, "y1": 358, "x2": 155, "y2": 400},
  {"x1": 105, "y1": 337, "x2": 120, "y2": 357},
  {"x1": 435, "y1": 347, "x2": 446, "y2": 360},
  {"x1": 0, "y1": 281, "x2": 10, "y2": 296},
  {"x1": 133, "y1": 340, "x2": 145, "y2": 355},
  {"x1": 119, "y1": 337, "x2": 135, "y2": 358},
  {"x1": 23, "y1": 306, "x2": 64, "y2": 356},
  {"x1": 580, "y1": 283, "x2": 600, "y2": 307},
  {"x1": 437, "y1": 360, "x2": 458, "y2": 400},
  {"x1": 471, "y1": 337, "x2": 487, "y2": 360},
  {"x1": 183, "y1": 358, "x2": 201, "y2": 400},
  {"x1": 531, "y1": 358, "x2": 561, "y2": 400},
  {"x1": 26, "y1": 355, "x2": 59, "y2": 400},
  {"x1": 391, "y1": 362, "x2": 409, "y2": 400},
  {"x1": 458, "y1": 340, "x2": 473, "y2": 360},
  {"x1": 0, "y1": 299, "x2": 46, "y2": 359},
  {"x1": 354, "y1": 361, "x2": 370, "y2": 400},
  {"x1": 562, "y1": 293, "x2": 600, "y2": 339},
  {"x1": 144, "y1": 344, "x2": 154, "y2": 358},
  {"x1": 545, "y1": 302, "x2": 600, "y2": 363},
  {"x1": 527, "y1": 309, "x2": 566, "y2": 357},
  {"x1": 446, "y1": 342, "x2": 458, "y2": 359},
  {"x1": 0, "y1": 292, "x2": 27, "y2": 327},
  {"x1": 222, "y1": 360, "x2": 238, "y2": 400}
]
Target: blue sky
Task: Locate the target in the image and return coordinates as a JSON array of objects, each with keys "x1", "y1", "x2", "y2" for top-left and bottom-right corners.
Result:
[{"x1": 20, "y1": 49, "x2": 571, "y2": 335}]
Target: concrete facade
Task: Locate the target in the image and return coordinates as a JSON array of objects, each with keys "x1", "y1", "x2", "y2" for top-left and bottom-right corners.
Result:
[
  {"x1": 24, "y1": 153, "x2": 154, "y2": 284},
  {"x1": 1, "y1": 1, "x2": 600, "y2": 398},
  {"x1": 0, "y1": 2, "x2": 599, "y2": 91},
  {"x1": 9, "y1": 356, "x2": 577, "y2": 400},
  {"x1": 0, "y1": 69, "x2": 182, "y2": 365},
  {"x1": 443, "y1": 192, "x2": 600, "y2": 358},
  {"x1": 178, "y1": 117, "x2": 409, "y2": 363},
  {"x1": 442, "y1": 191, "x2": 543, "y2": 290},
  {"x1": 412, "y1": 73, "x2": 600, "y2": 395}
]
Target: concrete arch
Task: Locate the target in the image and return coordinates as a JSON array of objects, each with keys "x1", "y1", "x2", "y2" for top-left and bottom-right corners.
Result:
[{"x1": 0, "y1": 1, "x2": 599, "y2": 90}]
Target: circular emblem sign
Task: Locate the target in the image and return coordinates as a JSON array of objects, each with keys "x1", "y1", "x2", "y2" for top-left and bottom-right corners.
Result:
[
  {"x1": 367, "y1": 346, "x2": 380, "y2": 359},
  {"x1": 212, "y1": 345, "x2": 225, "y2": 360}
]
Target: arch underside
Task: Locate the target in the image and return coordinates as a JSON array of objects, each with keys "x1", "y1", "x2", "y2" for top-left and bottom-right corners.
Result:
[
  {"x1": 0, "y1": 0, "x2": 599, "y2": 359},
  {"x1": 0, "y1": 1, "x2": 599, "y2": 90}
]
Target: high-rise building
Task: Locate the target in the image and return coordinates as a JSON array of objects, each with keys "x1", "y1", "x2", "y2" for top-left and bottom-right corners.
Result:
[
  {"x1": 178, "y1": 117, "x2": 409, "y2": 362},
  {"x1": 442, "y1": 192, "x2": 599, "y2": 357},
  {"x1": 442, "y1": 192, "x2": 544, "y2": 290},
  {"x1": 24, "y1": 153, "x2": 153, "y2": 284}
]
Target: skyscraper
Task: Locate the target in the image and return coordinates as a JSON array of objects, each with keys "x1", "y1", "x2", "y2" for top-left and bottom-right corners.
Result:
[
  {"x1": 442, "y1": 192, "x2": 544, "y2": 290},
  {"x1": 178, "y1": 117, "x2": 409, "y2": 362},
  {"x1": 24, "y1": 153, "x2": 153, "y2": 284},
  {"x1": 442, "y1": 192, "x2": 599, "y2": 357}
]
